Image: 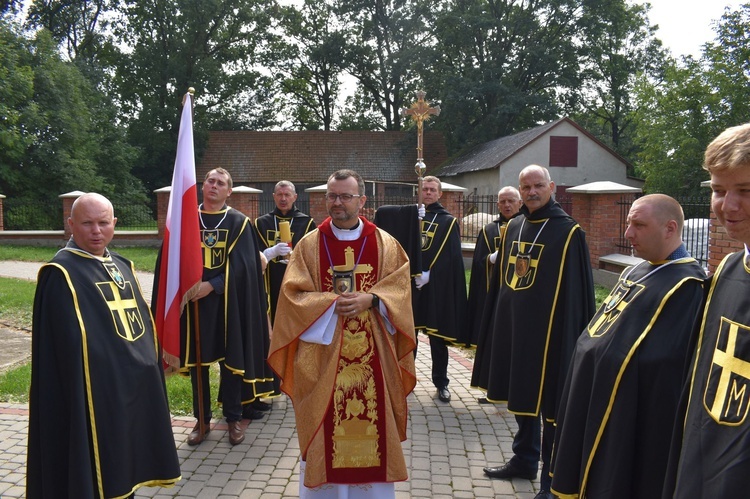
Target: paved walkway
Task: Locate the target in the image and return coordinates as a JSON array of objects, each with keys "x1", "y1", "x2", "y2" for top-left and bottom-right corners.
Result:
[{"x1": 0, "y1": 261, "x2": 542, "y2": 498}]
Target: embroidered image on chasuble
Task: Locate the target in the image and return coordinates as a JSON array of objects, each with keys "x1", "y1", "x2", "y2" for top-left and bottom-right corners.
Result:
[
  {"x1": 321, "y1": 238, "x2": 385, "y2": 476},
  {"x1": 269, "y1": 220, "x2": 416, "y2": 489}
]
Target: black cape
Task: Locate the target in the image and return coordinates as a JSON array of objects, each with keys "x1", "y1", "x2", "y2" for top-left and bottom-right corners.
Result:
[
  {"x1": 461, "y1": 214, "x2": 515, "y2": 347},
  {"x1": 411, "y1": 202, "x2": 468, "y2": 342},
  {"x1": 663, "y1": 251, "x2": 750, "y2": 498},
  {"x1": 373, "y1": 204, "x2": 423, "y2": 276},
  {"x1": 254, "y1": 207, "x2": 316, "y2": 324},
  {"x1": 153, "y1": 206, "x2": 274, "y2": 404},
  {"x1": 551, "y1": 256, "x2": 705, "y2": 499},
  {"x1": 28, "y1": 247, "x2": 180, "y2": 499},
  {"x1": 477, "y1": 199, "x2": 595, "y2": 417}
]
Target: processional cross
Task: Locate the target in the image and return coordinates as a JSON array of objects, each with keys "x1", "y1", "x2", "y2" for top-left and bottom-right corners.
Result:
[{"x1": 402, "y1": 91, "x2": 440, "y2": 208}]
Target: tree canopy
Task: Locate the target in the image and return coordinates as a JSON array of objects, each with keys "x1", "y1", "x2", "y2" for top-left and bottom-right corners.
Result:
[{"x1": 2, "y1": 0, "x2": 750, "y2": 211}]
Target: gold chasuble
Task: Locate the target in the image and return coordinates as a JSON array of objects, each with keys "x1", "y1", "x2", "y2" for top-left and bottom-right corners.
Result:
[{"x1": 269, "y1": 217, "x2": 416, "y2": 489}]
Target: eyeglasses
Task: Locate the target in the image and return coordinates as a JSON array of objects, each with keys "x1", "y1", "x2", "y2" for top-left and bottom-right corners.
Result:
[{"x1": 325, "y1": 193, "x2": 362, "y2": 202}]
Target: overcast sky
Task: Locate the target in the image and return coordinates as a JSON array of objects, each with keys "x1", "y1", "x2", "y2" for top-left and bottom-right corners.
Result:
[{"x1": 640, "y1": 0, "x2": 745, "y2": 58}]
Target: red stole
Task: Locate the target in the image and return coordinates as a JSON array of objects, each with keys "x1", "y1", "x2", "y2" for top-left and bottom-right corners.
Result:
[{"x1": 317, "y1": 218, "x2": 388, "y2": 483}]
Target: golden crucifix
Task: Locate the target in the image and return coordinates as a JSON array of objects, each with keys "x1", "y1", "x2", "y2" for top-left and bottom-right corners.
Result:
[{"x1": 402, "y1": 91, "x2": 440, "y2": 207}]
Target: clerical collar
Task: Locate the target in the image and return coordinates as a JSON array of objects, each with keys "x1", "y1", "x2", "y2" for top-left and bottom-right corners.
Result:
[
  {"x1": 332, "y1": 219, "x2": 360, "y2": 231},
  {"x1": 331, "y1": 220, "x2": 363, "y2": 240}
]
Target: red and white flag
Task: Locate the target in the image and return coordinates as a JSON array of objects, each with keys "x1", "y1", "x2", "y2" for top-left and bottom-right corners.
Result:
[{"x1": 154, "y1": 92, "x2": 203, "y2": 368}]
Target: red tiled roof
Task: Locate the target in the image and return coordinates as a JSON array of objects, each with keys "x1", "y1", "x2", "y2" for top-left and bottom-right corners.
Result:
[{"x1": 197, "y1": 130, "x2": 447, "y2": 184}]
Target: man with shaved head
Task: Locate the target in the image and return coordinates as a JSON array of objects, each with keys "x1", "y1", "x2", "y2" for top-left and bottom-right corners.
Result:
[
  {"x1": 550, "y1": 194, "x2": 705, "y2": 499},
  {"x1": 28, "y1": 193, "x2": 180, "y2": 498}
]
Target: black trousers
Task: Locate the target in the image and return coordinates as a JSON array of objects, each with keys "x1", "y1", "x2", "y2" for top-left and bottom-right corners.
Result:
[
  {"x1": 190, "y1": 362, "x2": 242, "y2": 423},
  {"x1": 414, "y1": 331, "x2": 450, "y2": 389},
  {"x1": 510, "y1": 413, "x2": 554, "y2": 491}
]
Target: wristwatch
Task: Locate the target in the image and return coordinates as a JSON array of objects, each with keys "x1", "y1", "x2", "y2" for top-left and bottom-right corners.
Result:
[{"x1": 371, "y1": 294, "x2": 380, "y2": 309}]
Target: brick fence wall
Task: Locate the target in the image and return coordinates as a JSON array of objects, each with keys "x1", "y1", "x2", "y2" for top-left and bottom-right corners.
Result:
[{"x1": 0, "y1": 187, "x2": 744, "y2": 275}]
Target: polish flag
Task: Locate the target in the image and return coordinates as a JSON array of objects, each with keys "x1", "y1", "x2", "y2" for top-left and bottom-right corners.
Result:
[{"x1": 154, "y1": 91, "x2": 203, "y2": 369}]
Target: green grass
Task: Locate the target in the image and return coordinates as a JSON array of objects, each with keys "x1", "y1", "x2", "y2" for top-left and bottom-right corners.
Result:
[
  {"x1": 111, "y1": 246, "x2": 159, "y2": 272},
  {"x1": 0, "y1": 354, "x2": 222, "y2": 417},
  {"x1": 0, "y1": 277, "x2": 37, "y2": 330},
  {"x1": 163, "y1": 366, "x2": 222, "y2": 417},
  {"x1": 0, "y1": 246, "x2": 57, "y2": 262},
  {"x1": 0, "y1": 362, "x2": 31, "y2": 404},
  {"x1": 595, "y1": 284, "x2": 610, "y2": 308}
]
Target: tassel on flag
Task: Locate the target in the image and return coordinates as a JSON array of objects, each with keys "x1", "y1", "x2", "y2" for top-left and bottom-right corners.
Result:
[{"x1": 154, "y1": 90, "x2": 203, "y2": 369}]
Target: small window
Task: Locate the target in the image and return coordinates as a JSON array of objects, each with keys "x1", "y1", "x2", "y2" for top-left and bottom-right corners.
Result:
[{"x1": 549, "y1": 136, "x2": 578, "y2": 167}]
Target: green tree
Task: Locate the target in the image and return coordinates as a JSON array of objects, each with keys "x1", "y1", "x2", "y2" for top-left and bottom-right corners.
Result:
[
  {"x1": 571, "y1": 0, "x2": 666, "y2": 159},
  {"x1": 26, "y1": 0, "x2": 112, "y2": 61},
  {"x1": 1, "y1": 0, "x2": 23, "y2": 15},
  {"x1": 111, "y1": 0, "x2": 279, "y2": 191},
  {"x1": 271, "y1": 0, "x2": 346, "y2": 130},
  {"x1": 633, "y1": 59, "x2": 717, "y2": 196},
  {"x1": 0, "y1": 22, "x2": 145, "y2": 230},
  {"x1": 336, "y1": 0, "x2": 431, "y2": 131},
  {"x1": 0, "y1": 18, "x2": 38, "y2": 197},
  {"x1": 633, "y1": 4, "x2": 750, "y2": 196},
  {"x1": 426, "y1": 0, "x2": 583, "y2": 152}
]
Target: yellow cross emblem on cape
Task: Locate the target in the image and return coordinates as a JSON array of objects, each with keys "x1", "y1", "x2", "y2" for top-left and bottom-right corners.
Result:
[
  {"x1": 96, "y1": 280, "x2": 146, "y2": 341},
  {"x1": 704, "y1": 317, "x2": 750, "y2": 425}
]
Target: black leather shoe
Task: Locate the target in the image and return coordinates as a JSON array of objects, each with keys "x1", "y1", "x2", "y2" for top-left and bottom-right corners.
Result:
[
  {"x1": 187, "y1": 421, "x2": 210, "y2": 446},
  {"x1": 252, "y1": 399, "x2": 272, "y2": 411},
  {"x1": 437, "y1": 387, "x2": 451, "y2": 402},
  {"x1": 242, "y1": 406, "x2": 267, "y2": 420},
  {"x1": 534, "y1": 490, "x2": 554, "y2": 499},
  {"x1": 228, "y1": 420, "x2": 245, "y2": 445},
  {"x1": 483, "y1": 462, "x2": 537, "y2": 480}
]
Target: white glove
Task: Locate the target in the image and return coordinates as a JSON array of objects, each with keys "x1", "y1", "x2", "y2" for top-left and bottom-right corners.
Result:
[
  {"x1": 417, "y1": 204, "x2": 425, "y2": 219},
  {"x1": 263, "y1": 242, "x2": 292, "y2": 260},
  {"x1": 489, "y1": 251, "x2": 498, "y2": 264},
  {"x1": 414, "y1": 270, "x2": 430, "y2": 289}
]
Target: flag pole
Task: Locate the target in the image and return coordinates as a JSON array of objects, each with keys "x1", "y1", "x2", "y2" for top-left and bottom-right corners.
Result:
[
  {"x1": 183, "y1": 87, "x2": 207, "y2": 437},
  {"x1": 193, "y1": 300, "x2": 206, "y2": 438}
]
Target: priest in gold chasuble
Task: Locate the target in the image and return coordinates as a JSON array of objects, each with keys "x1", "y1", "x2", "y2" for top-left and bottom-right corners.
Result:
[{"x1": 269, "y1": 170, "x2": 416, "y2": 497}]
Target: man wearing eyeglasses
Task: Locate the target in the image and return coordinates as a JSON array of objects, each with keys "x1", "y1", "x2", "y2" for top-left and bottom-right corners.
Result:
[
  {"x1": 412, "y1": 175, "x2": 468, "y2": 403},
  {"x1": 269, "y1": 169, "x2": 416, "y2": 498}
]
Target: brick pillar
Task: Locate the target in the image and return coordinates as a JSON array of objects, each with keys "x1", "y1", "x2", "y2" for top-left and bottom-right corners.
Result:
[
  {"x1": 229, "y1": 186, "x2": 261, "y2": 221},
  {"x1": 60, "y1": 191, "x2": 85, "y2": 239},
  {"x1": 154, "y1": 187, "x2": 170, "y2": 239},
  {"x1": 0, "y1": 194, "x2": 5, "y2": 231},
  {"x1": 570, "y1": 191, "x2": 637, "y2": 268},
  {"x1": 307, "y1": 189, "x2": 328, "y2": 225},
  {"x1": 566, "y1": 183, "x2": 641, "y2": 269},
  {"x1": 440, "y1": 190, "x2": 464, "y2": 219}
]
